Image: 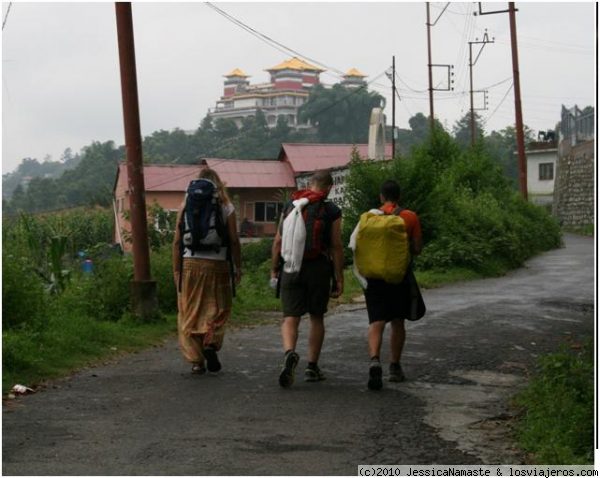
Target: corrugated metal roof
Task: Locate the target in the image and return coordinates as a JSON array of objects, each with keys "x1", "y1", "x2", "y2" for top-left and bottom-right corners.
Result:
[
  {"x1": 279, "y1": 143, "x2": 393, "y2": 173},
  {"x1": 203, "y1": 159, "x2": 296, "y2": 188},
  {"x1": 116, "y1": 160, "x2": 295, "y2": 193}
]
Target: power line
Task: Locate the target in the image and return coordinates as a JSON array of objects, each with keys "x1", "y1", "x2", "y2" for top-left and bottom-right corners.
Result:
[
  {"x1": 484, "y1": 82, "x2": 513, "y2": 123},
  {"x1": 205, "y1": 3, "x2": 348, "y2": 80},
  {"x1": 395, "y1": 72, "x2": 428, "y2": 93},
  {"x1": 2, "y1": 2, "x2": 12, "y2": 31},
  {"x1": 430, "y1": 2, "x2": 471, "y2": 16}
]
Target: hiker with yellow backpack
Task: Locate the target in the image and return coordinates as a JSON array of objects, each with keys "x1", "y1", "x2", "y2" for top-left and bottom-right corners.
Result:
[{"x1": 349, "y1": 179, "x2": 426, "y2": 391}]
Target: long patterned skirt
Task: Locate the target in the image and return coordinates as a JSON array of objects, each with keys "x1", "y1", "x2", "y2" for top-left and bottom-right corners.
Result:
[{"x1": 177, "y1": 258, "x2": 232, "y2": 363}]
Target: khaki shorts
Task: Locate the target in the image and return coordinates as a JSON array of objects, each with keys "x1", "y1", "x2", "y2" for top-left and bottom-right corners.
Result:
[{"x1": 280, "y1": 256, "x2": 332, "y2": 317}]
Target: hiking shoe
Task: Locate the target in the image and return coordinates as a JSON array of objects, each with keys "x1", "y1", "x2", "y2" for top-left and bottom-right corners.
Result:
[
  {"x1": 304, "y1": 365, "x2": 326, "y2": 382},
  {"x1": 368, "y1": 362, "x2": 383, "y2": 391},
  {"x1": 202, "y1": 347, "x2": 222, "y2": 373},
  {"x1": 278, "y1": 351, "x2": 299, "y2": 388},
  {"x1": 191, "y1": 363, "x2": 207, "y2": 375},
  {"x1": 389, "y1": 363, "x2": 405, "y2": 383}
]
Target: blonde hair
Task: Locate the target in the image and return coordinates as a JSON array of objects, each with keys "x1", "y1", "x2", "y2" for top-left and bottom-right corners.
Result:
[{"x1": 198, "y1": 167, "x2": 231, "y2": 204}]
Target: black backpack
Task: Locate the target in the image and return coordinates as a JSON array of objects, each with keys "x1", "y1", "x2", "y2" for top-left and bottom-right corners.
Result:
[
  {"x1": 181, "y1": 178, "x2": 227, "y2": 253},
  {"x1": 178, "y1": 179, "x2": 235, "y2": 295}
]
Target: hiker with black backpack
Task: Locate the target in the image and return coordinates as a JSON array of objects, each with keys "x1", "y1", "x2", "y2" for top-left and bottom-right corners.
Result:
[
  {"x1": 349, "y1": 179, "x2": 425, "y2": 391},
  {"x1": 172, "y1": 167, "x2": 241, "y2": 375},
  {"x1": 270, "y1": 170, "x2": 344, "y2": 388}
]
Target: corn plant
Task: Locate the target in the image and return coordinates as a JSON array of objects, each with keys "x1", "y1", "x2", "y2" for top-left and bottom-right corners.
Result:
[{"x1": 13, "y1": 213, "x2": 75, "y2": 294}]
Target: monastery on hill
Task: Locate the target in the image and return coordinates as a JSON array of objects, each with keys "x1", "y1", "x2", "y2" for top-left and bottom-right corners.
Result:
[{"x1": 208, "y1": 57, "x2": 368, "y2": 129}]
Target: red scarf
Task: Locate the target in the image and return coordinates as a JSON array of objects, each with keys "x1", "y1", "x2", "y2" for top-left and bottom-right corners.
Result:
[
  {"x1": 380, "y1": 202, "x2": 400, "y2": 215},
  {"x1": 292, "y1": 189, "x2": 327, "y2": 203}
]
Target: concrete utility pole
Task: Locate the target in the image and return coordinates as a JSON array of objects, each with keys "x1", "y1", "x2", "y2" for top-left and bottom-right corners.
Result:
[
  {"x1": 115, "y1": 2, "x2": 159, "y2": 320},
  {"x1": 475, "y1": 2, "x2": 527, "y2": 199}
]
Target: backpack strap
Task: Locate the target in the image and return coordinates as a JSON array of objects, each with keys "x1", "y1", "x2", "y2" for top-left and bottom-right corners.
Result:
[
  {"x1": 178, "y1": 205, "x2": 186, "y2": 293},
  {"x1": 303, "y1": 198, "x2": 328, "y2": 259}
]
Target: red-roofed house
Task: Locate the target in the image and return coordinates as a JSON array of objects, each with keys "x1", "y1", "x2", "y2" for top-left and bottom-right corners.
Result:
[
  {"x1": 113, "y1": 159, "x2": 296, "y2": 250},
  {"x1": 278, "y1": 143, "x2": 392, "y2": 173}
]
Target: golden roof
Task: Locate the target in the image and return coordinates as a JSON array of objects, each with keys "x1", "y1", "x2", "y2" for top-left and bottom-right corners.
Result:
[
  {"x1": 224, "y1": 68, "x2": 249, "y2": 78},
  {"x1": 267, "y1": 57, "x2": 324, "y2": 72},
  {"x1": 345, "y1": 68, "x2": 367, "y2": 78}
]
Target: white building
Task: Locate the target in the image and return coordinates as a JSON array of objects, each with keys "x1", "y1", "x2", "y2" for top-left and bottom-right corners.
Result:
[{"x1": 526, "y1": 139, "x2": 558, "y2": 207}]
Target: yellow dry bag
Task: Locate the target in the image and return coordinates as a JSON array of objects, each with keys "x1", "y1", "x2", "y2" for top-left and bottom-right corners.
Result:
[{"x1": 354, "y1": 211, "x2": 410, "y2": 284}]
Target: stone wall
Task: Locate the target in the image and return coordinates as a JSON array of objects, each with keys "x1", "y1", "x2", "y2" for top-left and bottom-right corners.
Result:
[{"x1": 552, "y1": 140, "x2": 595, "y2": 227}]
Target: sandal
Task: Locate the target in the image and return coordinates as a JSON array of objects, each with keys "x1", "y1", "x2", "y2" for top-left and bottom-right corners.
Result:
[{"x1": 191, "y1": 363, "x2": 206, "y2": 375}]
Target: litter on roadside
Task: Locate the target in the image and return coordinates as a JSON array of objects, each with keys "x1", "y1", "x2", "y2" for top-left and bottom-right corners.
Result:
[{"x1": 11, "y1": 384, "x2": 35, "y2": 395}]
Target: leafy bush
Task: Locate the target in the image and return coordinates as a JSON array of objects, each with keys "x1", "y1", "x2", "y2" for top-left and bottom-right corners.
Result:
[
  {"x1": 151, "y1": 246, "x2": 178, "y2": 314},
  {"x1": 515, "y1": 340, "x2": 593, "y2": 464},
  {"x1": 59, "y1": 256, "x2": 133, "y2": 322},
  {"x1": 2, "y1": 250, "x2": 47, "y2": 330},
  {"x1": 242, "y1": 238, "x2": 274, "y2": 269},
  {"x1": 343, "y1": 129, "x2": 561, "y2": 273}
]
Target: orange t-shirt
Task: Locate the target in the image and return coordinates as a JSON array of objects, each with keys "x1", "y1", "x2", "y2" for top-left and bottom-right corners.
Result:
[{"x1": 380, "y1": 203, "x2": 422, "y2": 244}]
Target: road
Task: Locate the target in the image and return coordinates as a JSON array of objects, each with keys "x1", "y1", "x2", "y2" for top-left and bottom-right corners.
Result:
[{"x1": 2, "y1": 234, "x2": 594, "y2": 475}]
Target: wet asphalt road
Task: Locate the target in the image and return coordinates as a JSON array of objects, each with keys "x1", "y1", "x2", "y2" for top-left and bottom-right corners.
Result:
[{"x1": 2, "y1": 234, "x2": 594, "y2": 475}]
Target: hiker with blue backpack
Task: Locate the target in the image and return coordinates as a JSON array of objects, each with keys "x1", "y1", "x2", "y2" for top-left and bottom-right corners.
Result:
[
  {"x1": 172, "y1": 167, "x2": 241, "y2": 375},
  {"x1": 270, "y1": 170, "x2": 344, "y2": 388},
  {"x1": 349, "y1": 179, "x2": 426, "y2": 390}
]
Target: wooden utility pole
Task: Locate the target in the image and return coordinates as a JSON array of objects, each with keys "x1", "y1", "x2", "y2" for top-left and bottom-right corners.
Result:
[
  {"x1": 392, "y1": 55, "x2": 396, "y2": 158},
  {"x1": 509, "y1": 2, "x2": 527, "y2": 199},
  {"x1": 475, "y1": 2, "x2": 527, "y2": 199},
  {"x1": 115, "y1": 2, "x2": 159, "y2": 320}
]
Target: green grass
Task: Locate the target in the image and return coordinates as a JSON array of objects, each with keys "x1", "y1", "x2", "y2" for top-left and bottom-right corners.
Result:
[
  {"x1": 563, "y1": 224, "x2": 594, "y2": 237},
  {"x1": 513, "y1": 338, "x2": 593, "y2": 464},
  {"x1": 231, "y1": 264, "x2": 366, "y2": 325},
  {"x1": 231, "y1": 261, "x2": 281, "y2": 325},
  {"x1": 3, "y1": 313, "x2": 176, "y2": 393},
  {"x1": 415, "y1": 267, "x2": 484, "y2": 289}
]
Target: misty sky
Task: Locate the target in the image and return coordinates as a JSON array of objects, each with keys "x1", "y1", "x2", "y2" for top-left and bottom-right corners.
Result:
[{"x1": 1, "y1": 2, "x2": 596, "y2": 173}]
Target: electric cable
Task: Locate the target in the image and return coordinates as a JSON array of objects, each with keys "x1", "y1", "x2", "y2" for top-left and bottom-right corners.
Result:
[
  {"x1": 2, "y1": 2, "x2": 12, "y2": 31},
  {"x1": 483, "y1": 81, "x2": 513, "y2": 123},
  {"x1": 205, "y1": 3, "x2": 349, "y2": 80}
]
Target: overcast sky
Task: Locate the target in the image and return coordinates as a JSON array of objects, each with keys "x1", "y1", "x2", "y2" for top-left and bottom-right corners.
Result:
[{"x1": 1, "y1": 2, "x2": 596, "y2": 173}]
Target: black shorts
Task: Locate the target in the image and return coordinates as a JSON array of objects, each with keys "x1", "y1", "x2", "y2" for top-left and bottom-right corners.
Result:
[
  {"x1": 280, "y1": 256, "x2": 332, "y2": 317},
  {"x1": 364, "y1": 271, "x2": 425, "y2": 323}
]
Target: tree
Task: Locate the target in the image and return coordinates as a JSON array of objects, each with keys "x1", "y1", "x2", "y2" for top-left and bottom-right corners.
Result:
[
  {"x1": 484, "y1": 125, "x2": 535, "y2": 187},
  {"x1": 582, "y1": 105, "x2": 594, "y2": 115},
  {"x1": 213, "y1": 118, "x2": 238, "y2": 141},
  {"x1": 235, "y1": 110, "x2": 271, "y2": 158},
  {"x1": 299, "y1": 84, "x2": 384, "y2": 143},
  {"x1": 453, "y1": 111, "x2": 485, "y2": 148}
]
